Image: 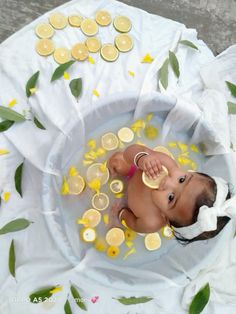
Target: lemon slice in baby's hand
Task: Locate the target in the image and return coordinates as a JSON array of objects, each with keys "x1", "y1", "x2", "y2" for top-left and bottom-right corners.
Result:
[
  {"x1": 92, "y1": 193, "x2": 109, "y2": 211},
  {"x1": 86, "y1": 163, "x2": 109, "y2": 185},
  {"x1": 80, "y1": 227, "x2": 96, "y2": 243},
  {"x1": 142, "y1": 166, "x2": 168, "y2": 189},
  {"x1": 101, "y1": 132, "x2": 119, "y2": 150},
  {"x1": 106, "y1": 227, "x2": 125, "y2": 246},
  {"x1": 161, "y1": 225, "x2": 174, "y2": 239},
  {"x1": 144, "y1": 232, "x2": 161, "y2": 251},
  {"x1": 67, "y1": 175, "x2": 85, "y2": 195},
  {"x1": 109, "y1": 179, "x2": 124, "y2": 194},
  {"x1": 82, "y1": 209, "x2": 101, "y2": 227},
  {"x1": 117, "y1": 127, "x2": 134, "y2": 143}
]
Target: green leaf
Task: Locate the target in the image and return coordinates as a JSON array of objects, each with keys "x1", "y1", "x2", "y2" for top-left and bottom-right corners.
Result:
[
  {"x1": 69, "y1": 78, "x2": 82, "y2": 98},
  {"x1": 159, "y1": 58, "x2": 169, "y2": 89},
  {"x1": 15, "y1": 162, "x2": 23, "y2": 197},
  {"x1": 189, "y1": 283, "x2": 210, "y2": 314},
  {"x1": 64, "y1": 299, "x2": 73, "y2": 314},
  {"x1": 0, "y1": 218, "x2": 32, "y2": 235},
  {"x1": 226, "y1": 81, "x2": 236, "y2": 97},
  {"x1": 0, "y1": 106, "x2": 25, "y2": 122},
  {"x1": 51, "y1": 61, "x2": 75, "y2": 82},
  {"x1": 179, "y1": 40, "x2": 199, "y2": 50},
  {"x1": 9, "y1": 239, "x2": 15, "y2": 277},
  {"x1": 33, "y1": 117, "x2": 46, "y2": 130},
  {"x1": 70, "y1": 285, "x2": 87, "y2": 311},
  {"x1": 227, "y1": 101, "x2": 236, "y2": 114},
  {"x1": 29, "y1": 286, "x2": 56, "y2": 303},
  {"x1": 169, "y1": 50, "x2": 180, "y2": 78},
  {"x1": 115, "y1": 296, "x2": 153, "y2": 305},
  {"x1": 26, "y1": 71, "x2": 40, "y2": 97},
  {"x1": 0, "y1": 120, "x2": 14, "y2": 132}
]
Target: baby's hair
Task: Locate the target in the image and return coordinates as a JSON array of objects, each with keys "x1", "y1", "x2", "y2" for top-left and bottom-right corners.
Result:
[{"x1": 172, "y1": 172, "x2": 231, "y2": 245}]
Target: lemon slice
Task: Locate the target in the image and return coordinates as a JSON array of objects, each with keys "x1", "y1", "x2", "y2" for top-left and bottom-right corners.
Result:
[
  {"x1": 49, "y1": 12, "x2": 68, "y2": 29},
  {"x1": 80, "y1": 227, "x2": 96, "y2": 243},
  {"x1": 95, "y1": 10, "x2": 112, "y2": 26},
  {"x1": 92, "y1": 193, "x2": 109, "y2": 211},
  {"x1": 35, "y1": 23, "x2": 54, "y2": 38},
  {"x1": 53, "y1": 47, "x2": 71, "y2": 64},
  {"x1": 144, "y1": 125, "x2": 158, "y2": 140},
  {"x1": 142, "y1": 166, "x2": 168, "y2": 189},
  {"x1": 35, "y1": 39, "x2": 55, "y2": 56},
  {"x1": 161, "y1": 225, "x2": 174, "y2": 239},
  {"x1": 153, "y1": 146, "x2": 174, "y2": 159},
  {"x1": 100, "y1": 44, "x2": 119, "y2": 62},
  {"x1": 85, "y1": 37, "x2": 101, "y2": 53},
  {"x1": 68, "y1": 15, "x2": 83, "y2": 27},
  {"x1": 71, "y1": 43, "x2": 89, "y2": 61},
  {"x1": 82, "y1": 209, "x2": 101, "y2": 227},
  {"x1": 117, "y1": 127, "x2": 134, "y2": 143},
  {"x1": 113, "y1": 16, "x2": 132, "y2": 33},
  {"x1": 86, "y1": 163, "x2": 109, "y2": 185},
  {"x1": 101, "y1": 132, "x2": 119, "y2": 150},
  {"x1": 106, "y1": 227, "x2": 125, "y2": 246},
  {"x1": 67, "y1": 175, "x2": 85, "y2": 195},
  {"x1": 115, "y1": 34, "x2": 133, "y2": 52},
  {"x1": 81, "y1": 19, "x2": 98, "y2": 36},
  {"x1": 110, "y1": 179, "x2": 124, "y2": 194},
  {"x1": 144, "y1": 232, "x2": 161, "y2": 251}
]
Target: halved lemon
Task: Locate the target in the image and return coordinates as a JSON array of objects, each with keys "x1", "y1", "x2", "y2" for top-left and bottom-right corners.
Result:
[
  {"x1": 100, "y1": 44, "x2": 119, "y2": 62},
  {"x1": 35, "y1": 23, "x2": 54, "y2": 38},
  {"x1": 81, "y1": 19, "x2": 98, "y2": 36},
  {"x1": 115, "y1": 34, "x2": 133, "y2": 52},
  {"x1": 144, "y1": 232, "x2": 161, "y2": 251},
  {"x1": 153, "y1": 146, "x2": 174, "y2": 159},
  {"x1": 113, "y1": 16, "x2": 132, "y2": 33},
  {"x1": 80, "y1": 227, "x2": 96, "y2": 243},
  {"x1": 67, "y1": 175, "x2": 85, "y2": 195},
  {"x1": 117, "y1": 127, "x2": 134, "y2": 143},
  {"x1": 106, "y1": 227, "x2": 125, "y2": 246},
  {"x1": 71, "y1": 43, "x2": 89, "y2": 61},
  {"x1": 142, "y1": 166, "x2": 168, "y2": 189},
  {"x1": 161, "y1": 225, "x2": 174, "y2": 239},
  {"x1": 68, "y1": 15, "x2": 83, "y2": 27},
  {"x1": 92, "y1": 193, "x2": 109, "y2": 211},
  {"x1": 35, "y1": 39, "x2": 55, "y2": 56},
  {"x1": 53, "y1": 47, "x2": 71, "y2": 64},
  {"x1": 85, "y1": 37, "x2": 101, "y2": 53},
  {"x1": 95, "y1": 10, "x2": 112, "y2": 26},
  {"x1": 82, "y1": 209, "x2": 101, "y2": 227},
  {"x1": 109, "y1": 179, "x2": 124, "y2": 194},
  {"x1": 49, "y1": 12, "x2": 68, "y2": 29},
  {"x1": 101, "y1": 132, "x2": 119, "y2": 150},
  {"x1": 86, "y1": 163, "x2": 109, "y2": 185},
  {"x1": 144, "y1": 125, "x2": 158, "y2": 140}
]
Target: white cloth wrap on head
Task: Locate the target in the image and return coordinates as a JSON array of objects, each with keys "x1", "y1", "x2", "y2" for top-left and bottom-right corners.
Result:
[{"x1": 173, "y1": 176, "x2": 236, "y2": 240}]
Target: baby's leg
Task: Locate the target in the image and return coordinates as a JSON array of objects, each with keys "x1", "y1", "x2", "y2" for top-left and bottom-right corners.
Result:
[{"x1": 107, "y1": 151, "x2": 132, "y2": 176}]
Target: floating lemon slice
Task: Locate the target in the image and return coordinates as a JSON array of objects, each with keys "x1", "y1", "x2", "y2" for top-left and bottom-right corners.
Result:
[
  {"x1": 68, "y1": 15, "x2": 83, "y2": 27},
  {"x1": 110, "y1": 179, "x2": 124, "y2": 194},
  {"x1": 95, "y1": 10, "x2": 112, "y2": 26},
  {"x1": 80, "y1": 227, "x2": 96, "y2": 243},
  {"x1": 161, "y1": 225, "x2": 174, "y2": 239},
  {"x1": 82, "y1": 209, "x2": 101, "y2": 227},
  {"x1": 86, "y1": 163, "x2": 109, "y2": 185},
  {"x1": 81, "y1": 19, "x2": 98, "y2": 36},
  {"x1": 144, "y1": 232, "x2": 161, "y2": 251},
  {"x1": 67, "y1": 175, "x2": 85, "y2": 195},
  {"x1": 117, "y1": 127, "x2": 134, "y2": 143},
  {"x1": 101, "y1": 132, "x2": 119, "y2": 150},
  {"x1": 142, "y1": 166, "x2": 168, "y2": 189},
  {"x1": 113, "y1": 16, "x2": 132, "y2": 33},
  {"x1": 106, "y1": 227, "x2": 125, "y2": 246},
  {"x1": 49, "y1": 12, "x2": 68, "y2": 29},
  {"x1": 153, "y1": 146, "x2": 174, "y2": 159},
  {"x1": 144, "y1": 125, "x2": 158, "y2": 140},
  {"x1": 107, "y1": 245, "x2": 120, "y2": 258},
  {"x1": 100, "y1": 44, "x2": 119, "y2": 62},
  {"x1": 92, "y1": 193, "x2": 109, "y2": 211},
  {"x1": 35, "y1": 39, "x2": 55, "y2": 56},
  {"x1": 115, "y1": 34, "x2": 133, "y2": 52},
  {"x1": 35, "y1": 23, "x2": 54, "y2": 38},
  {"x1": 71, "y1": 43, "x2": 89, "y2": 61},
  {"x1": 53, "y1": 47, "x2": 71, "y2": 64},
  {"x1": 85, "y1": 37, "x2": 101, "y2": 53}
]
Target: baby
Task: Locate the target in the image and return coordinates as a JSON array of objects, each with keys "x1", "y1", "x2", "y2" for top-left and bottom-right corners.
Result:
[{"x1": 108, "y1": 144, "x2": 232, "y2": 243}]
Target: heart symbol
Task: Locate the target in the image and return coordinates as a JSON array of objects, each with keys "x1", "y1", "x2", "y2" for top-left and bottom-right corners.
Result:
[{"x1": 91, "y1": 296, "x2": 99, "y2": 303}]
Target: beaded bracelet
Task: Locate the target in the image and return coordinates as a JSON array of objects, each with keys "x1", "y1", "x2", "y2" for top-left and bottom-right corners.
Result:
[{"x1": 133, "y1": 151, "x2": 149, "y2": 168}]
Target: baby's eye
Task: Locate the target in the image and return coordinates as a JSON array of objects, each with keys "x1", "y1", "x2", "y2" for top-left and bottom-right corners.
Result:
[
  {"x1": 168, "y1": 192, "x2": 175, "y2": 203},
  {"x1": 179, "y1": 175, "x2": 186, "y2": 183}
]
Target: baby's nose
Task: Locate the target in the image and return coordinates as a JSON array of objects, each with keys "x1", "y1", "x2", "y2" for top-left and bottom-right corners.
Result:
[{"x1": 159, "y1": 175, "x2": 175, "y2": 190}]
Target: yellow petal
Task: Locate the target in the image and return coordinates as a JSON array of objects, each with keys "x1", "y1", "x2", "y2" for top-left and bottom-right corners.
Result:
[
  {"x1": 61, "y1": 176, "x2": 69, "y2": 195},
  {"x1": 83, "y1": 159, "x2": 93, "y2": 166},
  {"x1": 8, "y1": 99, "x2": 17, "y2": 108},
  {"x1": 68, "y1": 166, "x2": 78, "y2": 177},
  {"x1": 115, "y1": 193, "x2": 124, "y2": 199},
  {"x1": 125, "y1": 241, "x2": 134, "y2": 248},
  {"x1": 29, "y1": 88, "x2": 37, "y2": 95},
  {"x1": 63, "y1": 71, "x2": 70, "y2": 80},
  {"x1": 84, "y1": 152, "x2": 96, "y2": 160},
  {"x1": 50, "y1": 286, "x2": 63, "y2": 294},
  {"x1": 99, "y1": 161, "x2": 107, "y2": 172},
  {"x1": 145, "y1": 113, "x2": 153, "y2": 122},
  {"x1": 128, "y1": 70, "x2": 135, "y2": 77},
  {"x1": 95, "y1": 147, "x2": 106, "y2": 157},
  {"x1": 93, "y1": 89, "x2": 100, "y2": 97},
  {"x1": 88, "y1": 55, "x2": 95, "y2": 64},
  {"x1": 88, "y1": 178, "x2": 101, "y2": 193},
  {"x1": 177, "y1": 156, "x2": 191, "y2": 165},
  {"x1": 141, "y1": 54, "x2": 154, "y2": 63},
  {"x1": 177, "y1": 142, "x2": 188, "y2": 153},
  {"x1": 168, "y1": 142, "x2": 177, "y2": 148},
  {"x1": 121, "y1": 219, "x2": 128, "y2": 228},
  {"x1": 87, "y1": 139, "x2": 96, "y2": 150},
  {"x1": 77, "y1": 218, "x2": 89, "y2": 226},
  {"x1": 2, "y1": 192, "x2": 10, "y2": 202},
  {"x1": 190, "y1": 144, "x2": 199, "y2": 153},
  {"x1": 103, "y1": 214, "x2": 109, "y2": 225},
  {"x1": 0, "y1": 149, "x2": 9, "y2": 155},
  {"x1": 123, "y1": 247, "x2": 136, "y2": 260}
]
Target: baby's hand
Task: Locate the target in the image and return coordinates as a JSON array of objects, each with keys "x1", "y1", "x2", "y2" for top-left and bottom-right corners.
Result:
[{"x1": 138, "y1": 153, "x2": 163, "y2": 179}]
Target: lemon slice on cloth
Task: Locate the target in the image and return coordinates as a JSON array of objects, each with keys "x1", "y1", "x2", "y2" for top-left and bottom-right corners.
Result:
[
  {"x1": 49, "y1": 12, "x2": 68, "y2": 29},
  {"x1": 53, "y1": 47, "x2": 71, "y2": 64},
  {"x1": 92, "y1": 193, "x2": 109, "y2": 211},
  {"x1": 95, "y1": 10, "x2": 112, "y2": 26},
  {"x1": 117, "y1": 127, "x2": 134, "y2": 143},
  {"x1": 142, "y1": 166, "x2": 168, "y2": 189},
  {"x1": 35, "y1": 23, "x2": 54, "y2": 38},
  {"x1": 106, "y1": 227, "x2": 125, "y2": 246},
  {"x1": 68, "y1": 15, "x2": 83, "y2": 27},
  {"x1": 71, "y1": 43, "x2": 89, "y2": 61},
  {"x1": 80, "y1": 227, "x2": 96, "y2": 243},
  {"x1": 109, "y1": 179, "x2": 124, "y2": 194},
  {"x1": 81, "y1": 19, "x2": 98, "y2": 36},
  {"x1": 85, "y1": 37, "x2": 101, "y2": 53},
  {"x1": 161, "y1": 225, "x2": 174, "y2": 239},
  {"x1": 82, "y1": 209, "x2": 101, "y2": 227},
  {"x1": 144, "y1": 232, "x2": 161, "y2": 251},
  {"x1": 35, "y1": 39, "x2": 55, "y2": 56},
  {"x1": 101, "y1": 132, "x2": 119, "y2": 150},
  {"x1": 100, "y1": 44, "x2": 119, "y2": 62},
  {"x1": 144, "y1": 125, "x2": 158, "y2": 140},
  {"x1": 67, "y1": 175, "x2": 85, "y2": 195},
  {"x1": 86, "y1": 163, "x2": 109, "y2": 185},
  {"x1": 115, "y1": 34, "x2": 133, "y2": 52},
  {"x1": 113, "y1": 16, "x2": 132, "y2": 33}
]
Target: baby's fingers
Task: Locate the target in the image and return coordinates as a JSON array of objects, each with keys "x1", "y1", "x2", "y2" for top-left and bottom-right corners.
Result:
[{"x1": 144, "y1": 161, "x2": 156, "y2": 179}]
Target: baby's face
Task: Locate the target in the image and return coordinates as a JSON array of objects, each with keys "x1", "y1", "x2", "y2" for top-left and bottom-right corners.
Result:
[{"x1": 151, "y1": 169, "x2": 205, "y2": 227}]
